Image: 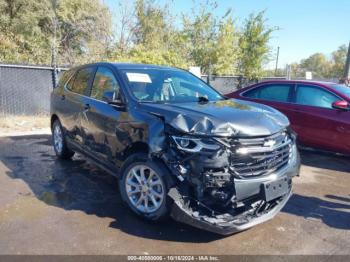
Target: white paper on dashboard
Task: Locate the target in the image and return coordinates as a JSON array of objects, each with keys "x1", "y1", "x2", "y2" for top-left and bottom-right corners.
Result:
[{"x1": 126, "y1": 73, "x2": 152, "y2": 83}]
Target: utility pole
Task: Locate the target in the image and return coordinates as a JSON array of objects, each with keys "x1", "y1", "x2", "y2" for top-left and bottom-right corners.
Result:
[
  {"x1": 275, "y1": 46, "x2": 280, "y2": 76},
  {"x1": 343, "y1": 41, "x2": 350, "y2": 81},
  {"x1": 51, "y1": 0, "x2": 59, "y2": 87}
]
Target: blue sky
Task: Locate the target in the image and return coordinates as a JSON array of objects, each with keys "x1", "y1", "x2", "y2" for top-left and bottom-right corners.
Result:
[{"x1": 105, "y1": 0, "x2": 350, "y2": 69}]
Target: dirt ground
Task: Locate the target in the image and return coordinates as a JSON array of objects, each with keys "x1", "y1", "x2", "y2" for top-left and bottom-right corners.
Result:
[
  {"x1": 0, "y1": 115, "x2": 50, "y2": 136},
  {"x1": 0, "y1": 131, "x2": 349, "y2": 255}
]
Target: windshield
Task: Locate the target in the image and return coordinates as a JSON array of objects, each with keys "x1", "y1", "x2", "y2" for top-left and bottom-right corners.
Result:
[
  {"x1": 332, "y1": 84, "x2": 350, "y2": 98},
  {"x1": 120, "y1": 68, "x2": 224, "y2": 103}
]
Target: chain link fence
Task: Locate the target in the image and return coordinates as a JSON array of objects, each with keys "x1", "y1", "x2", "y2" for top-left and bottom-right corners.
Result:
[
  {"x1": 0, "y1": 64, "x2": 67, "y2": 117},
  {"x1": 0, "y1": 63, "x2": 289, "y2": 117},
  {"x1": 202, "y1": 75, "x2": 288, "y2": 94}
]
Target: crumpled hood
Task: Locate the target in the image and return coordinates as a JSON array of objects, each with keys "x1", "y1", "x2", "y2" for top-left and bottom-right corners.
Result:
[{"x1": 139, "y1": 99, "x2": 289, "y2": 137}]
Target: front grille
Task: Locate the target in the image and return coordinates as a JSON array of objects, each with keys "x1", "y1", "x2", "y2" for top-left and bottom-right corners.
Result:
[{"x1": 226, "y1": 131, "x2": 293, "y2": 178}]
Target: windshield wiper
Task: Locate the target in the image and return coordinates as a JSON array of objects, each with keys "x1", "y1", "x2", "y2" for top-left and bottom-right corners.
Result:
[
  {"x1": 138, "y1": 100, "x2": 165, "y2": 104},
  {"x1": 198, "y1": 96, "x2": 209, "y2": 103},
  {"x1": 221, "y1": 95, "x2": 230, "y2": 100}
]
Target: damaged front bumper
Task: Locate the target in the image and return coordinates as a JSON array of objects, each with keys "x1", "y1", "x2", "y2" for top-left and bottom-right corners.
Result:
[
  {"x1": 167, "y1": 145, "x2": 300, "y2": 235},
  {"x1": 169, "y1": 188, "x2": 292, "y2": 235}
]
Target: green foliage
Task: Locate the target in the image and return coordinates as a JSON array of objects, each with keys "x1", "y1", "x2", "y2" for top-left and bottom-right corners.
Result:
[
  {"x1": 117, "y1": 46, "x2": 188, "y2": 68},
  {"x1": 299, "y1": 53, "x2": 331, "y2": 78},
  {"x1": 0, "y1": 0, "x2": 275, "y2": 78},
  {"x1": 214, "y1": 18, "x2": 239, "y2": 75},
  {"x1": 56, "y1": 0, "x2": 112, "y2": 65},
  {"x1": 134, "y1": 0, "x2": 169, "y2": 49},
  {"x1": 111, "y1": 0, "x2": 190, "y2": 69},
  {"x1": 181, "y1": 2, "x2": 239, "y2": 75},
  {"x1": 0, "y1": 0, "x2": 112, "y2": 65},
  {"x1": 0, "y1": 0, "x2": 52, "y2": 64},
  {"x1": 182, "y1": 5, "x2": 217, "y2": 74},
  {"x1": 238, "y1": 11, "x2": 276, "y2": 80},
  {"x1": 286, "y1": 45, "x2": 348, "y2": 79},
  {"x1": 289, "y1": 62, "x2": 304, "y2": 78},
  {"x1": 331, "y1": 44, "x2": 347, "y2": 78}
]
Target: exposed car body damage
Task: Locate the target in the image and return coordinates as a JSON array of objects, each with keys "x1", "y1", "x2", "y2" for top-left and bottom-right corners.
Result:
[
  {"x1": 130, "y1": 99, "x2": 300, "y2": 234},
  {"x1": 50, "y1": 62, "x2": 300, "y2": 235},
  {"x1": 141, "y1": 99, "x2": 290, "y2": 138}
]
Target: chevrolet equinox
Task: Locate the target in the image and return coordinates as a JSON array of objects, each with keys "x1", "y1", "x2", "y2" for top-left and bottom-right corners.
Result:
[{"x1": 50, "y1": 62, "x2": 300, "y2": 235}]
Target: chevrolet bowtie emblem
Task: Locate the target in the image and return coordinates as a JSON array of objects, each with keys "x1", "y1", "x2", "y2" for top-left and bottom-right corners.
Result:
[{"x1": 264, "y1": 139, "x2": 276, "y2": 147}]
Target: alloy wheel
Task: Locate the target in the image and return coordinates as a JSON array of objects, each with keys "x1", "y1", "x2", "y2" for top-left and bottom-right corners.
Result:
[
  {"x1": 53, "y1": 123, "x2": 63, "y2": 154},
  {"x1": 125, "y1": 164, "x2": 165, "y2": 213}
]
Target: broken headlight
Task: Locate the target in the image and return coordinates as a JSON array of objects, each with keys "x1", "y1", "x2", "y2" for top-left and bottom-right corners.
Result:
[{"x1": 171, "y1": 136, "x2": 220, "y2": 152}]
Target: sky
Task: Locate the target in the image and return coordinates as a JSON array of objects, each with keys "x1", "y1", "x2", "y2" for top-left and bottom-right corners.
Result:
[{"x1": 105, "y1": 0, "x2": 350, "y2": 69}]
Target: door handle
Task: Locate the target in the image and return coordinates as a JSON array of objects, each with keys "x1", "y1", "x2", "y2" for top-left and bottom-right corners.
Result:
[{"x1": 84, "y1": 104, "x2": 90, "y2": 111}]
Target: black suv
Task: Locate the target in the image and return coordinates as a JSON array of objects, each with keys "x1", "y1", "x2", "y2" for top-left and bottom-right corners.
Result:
[{"x1": 51, "y1": 62, "x2": 300, "y2": 235}]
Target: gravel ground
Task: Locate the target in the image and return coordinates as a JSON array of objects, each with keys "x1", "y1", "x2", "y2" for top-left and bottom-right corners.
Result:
[{"x1": 0, "y1": 132, "x2": 349, "y2": 255}]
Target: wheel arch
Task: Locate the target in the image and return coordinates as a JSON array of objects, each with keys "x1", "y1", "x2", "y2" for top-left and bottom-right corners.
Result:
[
  {"x1": 50, "y1": 114, "x2": 59, "y2": 130},
  {"x1": 120, "y1": 142, "x2": 176, "y2": 188},
  {"x1": 122, "y1": 141, "x2": 150, "y2": 161}
]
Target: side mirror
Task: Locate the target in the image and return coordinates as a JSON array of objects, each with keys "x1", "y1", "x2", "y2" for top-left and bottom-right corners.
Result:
[
  {"x1": 102, "y1": 91, "x2": 126, "y2": 110},
  {"x1": 102, "y1": 91, "x2": 115, "y2": 103},
  {"x1": 332, "y1": 100, "x2": 349, "y2": 111}
]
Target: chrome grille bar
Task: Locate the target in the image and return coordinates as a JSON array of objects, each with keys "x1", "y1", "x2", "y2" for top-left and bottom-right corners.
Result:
[{"x1": 228, "y1": 131, "x2": 293, "y2": 178}]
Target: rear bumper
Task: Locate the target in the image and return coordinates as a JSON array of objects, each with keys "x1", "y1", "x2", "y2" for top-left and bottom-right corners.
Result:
[{"x1": 168, "y1": 146, "x2": 300, "y2": 235}]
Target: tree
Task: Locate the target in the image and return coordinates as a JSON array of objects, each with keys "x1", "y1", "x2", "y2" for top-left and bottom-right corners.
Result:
[
  {"x1": 182, "y1": 1, "x2": 239, "y2": 75},
  {"x1": 182, "y1": 4, "x2": 217, "y2": 74},
  {"x1": 133, "y1": 0, "x2": 170, "y2": 49},
  {"x1": 1, "y1": 0, "x2": 280, "y2": 77},
  {"x1": 213, "y1": 18, "x2": 239, "y2": 75},
  {"x1": 270, "y1": 44, "x2": 348, "y2": 80},
  {"x1": 0, "y1": 0, "x2": 52, "y2": 64},
  {"x1": 330, "y1": 44, "x2": 347, "y2": 78},
  {"x1": 0, "y1": 0, "x2": 113, "y2": 65},
  {"x1": 112, "y1": 0, "x2": 189, "y2": 68},
  {"x1": 238, "y1": 11, "x2": 276, "y2": 80},
  {"x1": 113, "y1": 0, "x2": 137, "y2": 57},
  {"x1": 299, "y1": 53, "x2": 332, "y2": 79},
  {"x1": 55, "y1": 0, "x2": 112, "y2": 65},
  {"x1": 289, "y1": 62, "x2": 304, "y2": 78}
]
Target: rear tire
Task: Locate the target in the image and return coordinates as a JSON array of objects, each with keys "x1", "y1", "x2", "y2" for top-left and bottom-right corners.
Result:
[
  {"x1": 52, "y1": 119, "x2": 75, "y2": 159},
  {"x1": 119, "y1": 153, "x2": 171, "y2": 221}
]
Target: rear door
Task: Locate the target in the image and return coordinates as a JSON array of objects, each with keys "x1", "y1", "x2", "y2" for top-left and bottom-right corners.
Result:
[
  {"x1": 240, "y1": 83, "x2": 295, "y2": 118},
  {"x1": 62, "y1": 66, "x2": 96, "y2": 146},
  {"x1": 80, "y1": 66, "x2": 126, "y2": 167},
  {"x1": 290, "y1": 84, "x2": 350, "y2": 153}
]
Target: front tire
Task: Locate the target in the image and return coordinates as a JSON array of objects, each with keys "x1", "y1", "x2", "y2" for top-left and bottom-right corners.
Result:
[
  {"x1": 52, "y1": 119, "x2": 74, "y2": 159},
  {"x1": 119, "y1": 153, "x2": 171, "y2": 221}
]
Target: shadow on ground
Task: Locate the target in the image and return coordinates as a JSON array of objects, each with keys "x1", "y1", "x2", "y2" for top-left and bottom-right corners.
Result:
[
  {"x1": 0, "y1": 134, "x2": 222, "y2": 243},
  {"x1": 300, "y1": 149, "x2": 350, "y2": 173},
  {"x1": 283, "y1": 194, "x2": 350, "y2": 230}
]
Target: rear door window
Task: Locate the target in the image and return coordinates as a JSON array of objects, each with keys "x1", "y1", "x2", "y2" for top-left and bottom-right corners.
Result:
[
  {"x1": 67, "y1": 67, "x2": 95, "y2": 95},
  {"x1": 243, "y1": 84, "x2": 292, "y2": 103},
  {"x1": 295, "y1": 85, "x2": 339, "y2": 109}
]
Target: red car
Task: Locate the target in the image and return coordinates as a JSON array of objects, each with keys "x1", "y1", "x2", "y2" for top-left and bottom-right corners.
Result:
[{"x1": 226, "y1": 80, "x2": 350, "y2": 155}]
